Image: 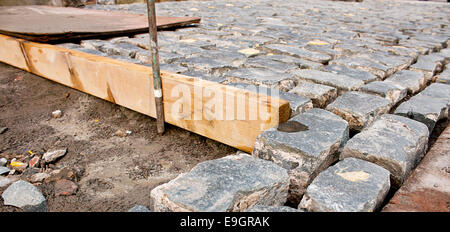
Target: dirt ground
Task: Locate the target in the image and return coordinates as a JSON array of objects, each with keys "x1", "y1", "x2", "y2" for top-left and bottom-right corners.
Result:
[{"x1": 0, "y1": 62, "x2": 236, "y2": 212}]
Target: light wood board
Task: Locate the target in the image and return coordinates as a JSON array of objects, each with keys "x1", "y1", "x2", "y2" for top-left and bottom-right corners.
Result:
[{"x1": 0, "y1": 34, "x2": 290, "y2": 152}]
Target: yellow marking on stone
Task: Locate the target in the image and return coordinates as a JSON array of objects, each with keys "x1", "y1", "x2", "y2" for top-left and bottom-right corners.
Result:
[
  {"x1": 208, "y1": 6, "x2": 215, "y2": 9},
  {"x1": 226, "y1": 3, "x2": 234, "y2": 7},
  {"x1": 238, "y1": 48, "x2": 260, "y2": 56},
  {"x1": 189, "y1": 8, "x2": 199, "y2": 11},
  {"x1": 312, "y1": 8, "x2": 319, "y2": 12},
  {"x1": 244, "y1": 6, "x2": 251, "y2": 9},
  {"x1": 307, "y1": 40, "x2": 330, "y2": 46},
  {"x1": 360, "y1": 8, "x2": 366, "y2": 10},
  {"x1": 336, "y1": 171, "x2": 370, "y2": 182},
  {"x1": 217, "y1": 23, "x2": 223, "y2": 27},
  {"x1": 344, "y1": 14, "x2": 354, "y2": 17},
  {"x1": 267, "y1": 53, "x2": 274, "y2": 56}
]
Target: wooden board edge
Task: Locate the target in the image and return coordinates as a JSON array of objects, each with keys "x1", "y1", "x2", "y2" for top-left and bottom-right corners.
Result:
[{"x1": 0, "y1": 34, "x2": 290, "y2": 153}]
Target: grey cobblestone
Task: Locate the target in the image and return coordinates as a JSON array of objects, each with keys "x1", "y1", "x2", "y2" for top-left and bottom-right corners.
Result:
[
  {"x1": 329, "y1": 56, "x2": 389, "y2": 79},
  {"x1": 150, "y1": 153, "x2": 289, "y2": 212},
  {"x1": 322, "y1": 65, "x2": 378, "y2": 84},
  {"x1": 436, "y1": 67, "x2": 450, "y2": 85},
  {"x1": 360, "y1": 81, "x2": 407, "y2": 106},
  {"x1": 289, "y1": 81, "x2": 337, "y2": 108},
  {"x1": 299, "y1": 158, "x2": 390, "y2": 212},
  {"x1": 292, "y1": 70, "x2": 364, "y2": 94},
  {"x1": 225, "y1": 68, "x2": 296, "y2": 91},
  {"x1": 385, "y1": 70, "x2": 426, "y2": 94},
  {"x1": 395, "y1": 83, "x2": 450, "y2": 132},
  {"x1": 263, "y1": 44, "x2": 332, "y2": 64},
  {"x1": 326, "y1": 91, "x2": 391, "y2": 131},
  {"x1": 341, "y1": 114, "x2": 429, "y2": 188},
  {"x1": 227, "y1": 83, "x2": 313, "y2": 117},
  {"x1": 409, "y1": 54, "x2": 445, "y2": 81}
]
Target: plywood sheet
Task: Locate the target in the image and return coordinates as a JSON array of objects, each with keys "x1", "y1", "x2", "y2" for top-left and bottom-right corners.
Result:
[{"x1": 0, "y1": 5, "x2": 201, "y2": 42}]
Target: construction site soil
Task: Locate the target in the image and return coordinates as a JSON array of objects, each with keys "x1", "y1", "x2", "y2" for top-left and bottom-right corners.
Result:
[{"x1": 0, "y1": 63, "x2": 236, "y2": 211}]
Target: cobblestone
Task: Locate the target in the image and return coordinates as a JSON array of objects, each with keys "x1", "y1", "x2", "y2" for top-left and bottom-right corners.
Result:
[
  {"x1": 150, "y1": 153, "x2": 289, "y2": 212},
  {"x1": 385, "y1": 70, "x2": 426, "y2": 94},
  {"x1": 289, "y1": 81, "x2": 337, "y2": 108},
  {"x1": 322, "y1": 65, "x2": 378, "y2": 84},
  {"x1": 292, "y1": 69, "x2": 364, "y2": 94},
  {"x1": 225, "y1": 68, "x2": 296, "y2": 91},
  {"x1": 360, "y1": 81, "x2": 407, "y2": 105},
  {"x1": 253, "y1": 109, "x2": 349, "y2": 204},
  {"x1": 436, "y1": 67, "x2": 450, "y2": 85},
  {"x1": 395, "y1": 83, "x2": 450, "y2": 132},
  {"x1": 227, "y1": 83, "x2": 313, "y2": 117},
  {"x1": 409, "y1": 54, "x2": 445, "y2": 81},
  {"x1": 326, "y1": 91, "x2": 391, "y2": 131},
  {"x1": 299, "y1": 158, "x2": 390, "y2": 212},
  {"x1": 382, "y1": 125, "x2": 450, "y2": 212}
]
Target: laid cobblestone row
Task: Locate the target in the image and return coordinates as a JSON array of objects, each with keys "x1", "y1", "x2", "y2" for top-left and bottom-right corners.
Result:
[
  {"x1": 74, "y1": 0, "x2": 450, "y2": 212},
  {"x1": 82, "y1": 0, "x2": 449, "y2": 94}
]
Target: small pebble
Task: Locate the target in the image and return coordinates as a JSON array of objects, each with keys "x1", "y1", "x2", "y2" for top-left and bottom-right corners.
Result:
[{"x1": 52, "y1": 110, "x2": 63, "y2": 118}]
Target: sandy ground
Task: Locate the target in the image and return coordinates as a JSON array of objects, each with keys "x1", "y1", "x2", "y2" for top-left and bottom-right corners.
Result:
[{"x1": 0, "y1": 62, "x2": 236, "y2": 212}]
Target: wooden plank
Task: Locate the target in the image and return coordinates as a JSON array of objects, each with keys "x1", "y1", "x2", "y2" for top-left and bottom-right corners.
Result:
[
  {"x1": 0, "y1": 6, "x2": 201, "y2": 43},
  {"x1": 0, "y1": 34, "x2": 290, "y2": 152}
]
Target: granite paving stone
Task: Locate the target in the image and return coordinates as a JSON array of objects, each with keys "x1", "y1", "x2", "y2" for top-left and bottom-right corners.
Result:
[
  {"x1": 326, "y1": 91, "x2": 392, "y2": 131},
  {"x1": 253, "y1": 109, "x2": 349, "y2": 204},
  {"x1": 299, "y1": 158, "x2": 390, "y2": 212}
]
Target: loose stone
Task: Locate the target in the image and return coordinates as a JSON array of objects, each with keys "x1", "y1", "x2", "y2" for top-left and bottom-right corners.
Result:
[
  {"x1": 299, "y1": 158, "x2": 390, "y2": 212},
  {"x1": 341, "y1": 114, "x2": 429, "y2": 188},
  {"x1": 151, "y1": 153, "x2": 289, "y2": 212}
]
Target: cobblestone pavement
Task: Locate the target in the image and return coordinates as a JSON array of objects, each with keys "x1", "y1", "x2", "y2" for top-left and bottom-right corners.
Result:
[{"x1": 60, "y1": 0, "x2": 450, "y2": 211}]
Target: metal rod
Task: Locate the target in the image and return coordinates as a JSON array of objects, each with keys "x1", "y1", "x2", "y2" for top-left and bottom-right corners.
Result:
[{"x1": 146, "y1": 0, "x2": 165, "y2": 134}]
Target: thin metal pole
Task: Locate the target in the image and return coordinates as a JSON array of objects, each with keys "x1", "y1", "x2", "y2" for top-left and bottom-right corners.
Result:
[{"x1": 146, "y1": 0, "x2": 165, "y2": 134}]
